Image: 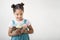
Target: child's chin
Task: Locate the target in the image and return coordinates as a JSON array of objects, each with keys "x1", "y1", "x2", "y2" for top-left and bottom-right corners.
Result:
[
  {"x1": 18, "y1": 19, "x2": 23, "y2": 21},
  {"x1": 17, "y1": 19, "x2": 21, "y2": 21}
]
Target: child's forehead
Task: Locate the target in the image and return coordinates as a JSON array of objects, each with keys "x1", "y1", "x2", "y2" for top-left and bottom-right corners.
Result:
[
  {"x1": 14, "y1": 9, "x2": 23, "y2": 14},
  {"x1": 15, "y1": 9, "x2": 23, "y2": 12}
]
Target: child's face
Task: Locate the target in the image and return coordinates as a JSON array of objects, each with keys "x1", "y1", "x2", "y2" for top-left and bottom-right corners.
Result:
[{"x1": 14, "y1": 9, "x2": 24, "y2": 21}]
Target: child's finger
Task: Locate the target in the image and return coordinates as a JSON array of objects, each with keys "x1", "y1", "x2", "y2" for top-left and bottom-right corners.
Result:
[{"x1": 21, "y1": 29, "x2": 25, "y2": 33}]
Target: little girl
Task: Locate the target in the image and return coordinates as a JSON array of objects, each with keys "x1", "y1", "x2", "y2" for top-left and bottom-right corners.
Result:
[{"x1": 8, "y1": 3, "x2": 34, "y2": 40}]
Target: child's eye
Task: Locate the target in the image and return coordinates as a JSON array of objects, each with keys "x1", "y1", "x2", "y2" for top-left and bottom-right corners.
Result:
[
  {"x1": 20, "y1": 13, "x2": 23, "y2": 15},
  {"x1": 16, "y1": 14, "x2": 19, "y2": 15}
]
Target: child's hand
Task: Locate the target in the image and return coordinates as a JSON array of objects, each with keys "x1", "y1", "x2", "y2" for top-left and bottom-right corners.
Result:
[
  {"x1": 12, "y1": 29, "x2": 21, "y2": 36},
  {"x1": 24, "y1": 30, "x2": 28, "y2": 33},
  {"x1": 21, "y1": 29, "x2": 25, "y2": 33},
  {"x1": 21, "y1": 29, "x2": 28, "y2": 33},
  {"x1": 12, "y1": 31, "x2": 18, "y2": 36},
  {"x1": 22, "y1": 24, "x2": 27, "y2": 30},
  {"x1": 15, "y1": 29, "x2": 21, "y2": 34}
]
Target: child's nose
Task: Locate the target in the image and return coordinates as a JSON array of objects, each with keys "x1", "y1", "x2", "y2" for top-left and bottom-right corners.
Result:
[{"x1": 18, "y1": 15, "x2": 21, "y2": 17}]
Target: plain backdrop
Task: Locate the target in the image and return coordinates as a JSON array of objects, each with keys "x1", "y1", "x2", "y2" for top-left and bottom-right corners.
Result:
[{"x1": 0, "y1": 0, "x2": 60, "y2": 40}]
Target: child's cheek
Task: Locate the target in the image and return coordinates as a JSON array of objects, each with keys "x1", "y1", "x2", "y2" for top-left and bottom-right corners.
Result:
[{"x1": 16, "y1": 17, "x2": 18, "y2": 19}]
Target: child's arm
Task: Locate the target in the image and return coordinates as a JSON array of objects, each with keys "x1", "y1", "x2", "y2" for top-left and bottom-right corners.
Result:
[
  {"x1": 8, "y1": 27, "x2": 21, "y2": 36},
  {"x1": 23, "y1": 25, "x2": 34, "y2": 34},
  {"x1": 27, "y1": 25, "x2": 34, "y2": 34},
  {"x1": 8, "y1": 27, "x2": 14, "y2": 36}
]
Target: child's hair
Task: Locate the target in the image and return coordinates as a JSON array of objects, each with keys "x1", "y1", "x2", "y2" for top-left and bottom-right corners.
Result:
[{"x1": 11, "y1": 2, "x2": 24, "y2": 12}]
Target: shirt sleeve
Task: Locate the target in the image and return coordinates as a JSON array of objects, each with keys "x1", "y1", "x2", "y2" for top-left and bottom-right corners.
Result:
[
  {"x1": 8, "y1": 20, "x2": 13, "y2": 28},
  {"x1": 26, "y1": 20, "x2": 31, "y2": 26}
]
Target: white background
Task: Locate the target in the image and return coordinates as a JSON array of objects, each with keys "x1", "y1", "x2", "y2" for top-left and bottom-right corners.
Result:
[{"x1": 0, "y1": 0, "x2": 60, "y2": 40}]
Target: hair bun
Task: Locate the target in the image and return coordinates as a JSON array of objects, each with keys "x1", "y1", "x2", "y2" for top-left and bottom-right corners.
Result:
[
  {"x1": 20, "y1": 3, "x2": 24, "y2": 6},
  {"x1": 11, "y1": 4, "x2": 16, "y2": 8}
]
